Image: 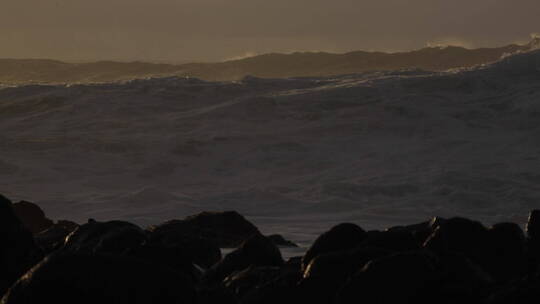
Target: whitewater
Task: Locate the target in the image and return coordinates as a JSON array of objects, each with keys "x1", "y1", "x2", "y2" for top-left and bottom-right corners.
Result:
[{"x1": 1, "y1": 49, "x2": 540, "y2": 249}]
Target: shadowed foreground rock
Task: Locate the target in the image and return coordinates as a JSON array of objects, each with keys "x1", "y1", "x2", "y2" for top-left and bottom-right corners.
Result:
[
  {"x1": 59, "y1": 219, "x2": 203, "y2": 281},
  {"x1": 527, "y1": 210, "x2": 540, "y2": 275},
  {"x1": 205, "y1": 234, "x2": 284, "y2": 284},
  {"x1": 3, "y1": 193, "x2": 540, "y2": 304},
  {"x1": 147, "y1": 224, "x2": 222, "y2": 268},
  {"x1": 34, "y1": 220, "x2": 79, "y2": 254},
  {"x1": 302, "y1": 223, "x2": 367, "y2": 271},
  {"x1": 486, "y1": 222, "x2": 527, "y2": 282},
  {"x1": 335, "y1": 252, "x2": 437, "y2": 304},
  {"x1": 0, "y1": 195, "x2": 41, "y2": 297},
  {"x1": 1, "y1": 253, "x2": 197, "y2": 304},
  {"x1": 62, "y1": 219, "x2": 147, "y2": 255}
]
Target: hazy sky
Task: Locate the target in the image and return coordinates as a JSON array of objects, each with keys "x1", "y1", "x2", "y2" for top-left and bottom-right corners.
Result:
[{"x1": 2, "y1": 0, "x2": 539, "y2": 62}]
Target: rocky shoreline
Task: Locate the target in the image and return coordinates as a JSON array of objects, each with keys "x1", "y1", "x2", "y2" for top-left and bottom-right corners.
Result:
[{"x1": 2, "y1": 193, "x2": 540, "y2": 303}]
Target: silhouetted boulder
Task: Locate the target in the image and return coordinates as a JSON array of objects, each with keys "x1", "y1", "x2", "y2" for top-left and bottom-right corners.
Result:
[
  {"x1": 433, "y1": 253, "x2": 493, "y2": 303},
  {"x1": 486, "y1": 277, "x2": 540, "y2": 304},
  {"x1": 335, "y1": 252, "x2": 437, "y2": 304},
  {"x1": 526, "y1": 210, "x2": 540, "y2": 240},
  {"x1": 526, "y1": 210, "x2": 540, "y2": 273},
  {"x1": 5, "y1": 205, "x2": 540, "y2": 303},
  {"x1": 148, "y1": 211, "x2": 261, "y2": 248},
  {"x1": 362, "y1": 229, "x2": 421, "y2": 252},
  {"x1": 296, "y1": 274, "x2": 338, "y2": 304},
  {"x1": 224, "y1": 266, "x2": 282, "y2": 299},
  {"x1": 422, "y1": 217, "x2": 530, "y2": 289},
  {"x1": 240, "y1": 262, "x2": 302, "y2": 304},
  {"x1": 423, "y1": 217, "x2": 489, "y2": 268},
  {"x1": 12, "y1": 201, "x2": 53, "y2": 234},
  {"x1": 267, "y1": 234, "x2": 298, "y2": 247},
  {"x1": 34, "y1": 220, "x2": 79, "y2": 254},
  {"x1": 53, "y1": 219, "x2": 204, "y2": 283},
  {"x1": 197, "y1": 285, "x2": 238, "y2": 304},
  {"x1": 147, "y1": 231, "x2": 221, "y2": 268},
  {"x1": 56, "y1": 220, "x2": 79, "y2": 231},
  {"x1": 205, "y1": 234, "x2": 284, "y2": 284},
  {"x1": 1, "y1": 253, "x2": 197, "y2": 304},
  {"x1": 62, "y1": 219, "x2": 147, "y2": 255},
  {"x1": 127, "y1": 245, "x2": 202, "y2": 282},
  {"x1": 386, "y1": 216, "x2": 446, "y2": 245},
  {"x1": 303, "y1": 246, "x2": 390, "y2": 280},
  {"x1": 0, "y1": 195, "x2": 42, "y2": 297},
  {"x1": 298, "y1": 247, "x2": 391, "y2": 304},
  {"x1": 284, "y1": 256, "x2": 302, "y2": 271},
  {"x1": 302, "y1": 223, "x2": 367, "y2": 271},
  {"x1": 485, "y1": 222, "x2": 527, "y2": 282}
]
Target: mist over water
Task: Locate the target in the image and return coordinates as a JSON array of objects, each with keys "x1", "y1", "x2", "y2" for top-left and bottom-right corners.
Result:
[{"x1": 1, "y1": 0, "x2": 540, "y2": 62}]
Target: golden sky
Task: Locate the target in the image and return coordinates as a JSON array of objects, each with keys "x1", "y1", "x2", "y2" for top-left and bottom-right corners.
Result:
[{"x1": 2, "y1": 0, "x2": 539, "y2": 62}]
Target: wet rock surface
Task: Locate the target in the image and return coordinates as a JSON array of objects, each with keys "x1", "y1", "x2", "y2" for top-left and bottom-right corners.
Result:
[{"x1": 34, "y1": 220, "x2": 79, "y2": 254}]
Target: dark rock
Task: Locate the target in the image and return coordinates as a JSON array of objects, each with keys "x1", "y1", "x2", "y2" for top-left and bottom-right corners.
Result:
[
  {"x1": 302, "y1": 223, "x2": 367, "y2": 271},
  {"x1": 362, "y1": 229, "x2": 421, "y2": 252},
  {"x1": 433, "y1": 253, "x2": 493, "y2": 303},
  {"x1": 240, "y1": 264, "x2": 302, "y2": 304},
  {"x1": 1, "y1": 253, "x2": 197, "y2": 304},
  {"x1": 283, "y1": 256, "x2": 302, "y2": 272},
  {"x1": 298, "y1": 247, "x2": 391, "y2": 304},
  {"x1": 423, "y1": 217, "x2": 490, "y2": 269},
  {"x1": 428, "y1": 216, "x2": 448, "y2": 229},
  {"x1": 485, "y1": 222, "x2": 527, "y2": 282},
  {"x1": 335, "y1": 251, "x2": 437, "y2": 304},
  {"x1": 224, "y1": 266, "x2": 282, "y2": 299},
  {"x1": 59, "y1": 219, "x2": 208, "y2": 282},
  {"x1": 526, "y1": 210, "x2": 540, "y2": 240},
  {"x1": 34, "y1": 220, "x2": 79, "y2": 254},
  {"x1": 205, "y1": 234, "x2": 284, "y2": 284},
  {"x1": 148, "y1": 211, "x2": 261, "y2": 248},
  {"x1": 5, "y1": 205, "x2": 539, "y2": 303},
  {"x1": 526, "y1": 210, "x2": 540, "y2": 274},
  {"x1": 56, "y1": 220, "x2": 79, "y2": 231},
  {"x1": 241, "y1": 280, "x2": 300, "y2": 304},
  {"x1": 62, "y1": 220, "x2": 147, "y2": 255},
  {"x1": 12, "y1": 201, "x2": 53, "y2": 234},
  {"x1": 147, "y1": 230, "x2": 221, "y2": 268},
  {"x1": 386, "y1": 216, "x2": 446, "y2": 245},
  {"x1": 267, "y1": 234, "x2": 298, "y2": 247},
  {"x1": 127, "y1": 245, "x2": 202, "y2": 282},
  {"x1": 486, "y1": 277, "x2": 540, "y2": 304},
  {"x1": 425, "y1": 218, "x2": 527, "y2": 284},
  {"x1": 296, "y1": 275, "x2": 336, "y2": 304},
  {"x1": 303, "y1": 246, "x2": 390, "y2": 280},
  {"x1": 197, "y1": 285, "x2": 238, "y2": 304},
  {"x1": 44, "y1": 218, "x2": 207, "y2": 283},
  {"x1": 0, "y1": 195, "x2": 42, "y2": 297}
]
